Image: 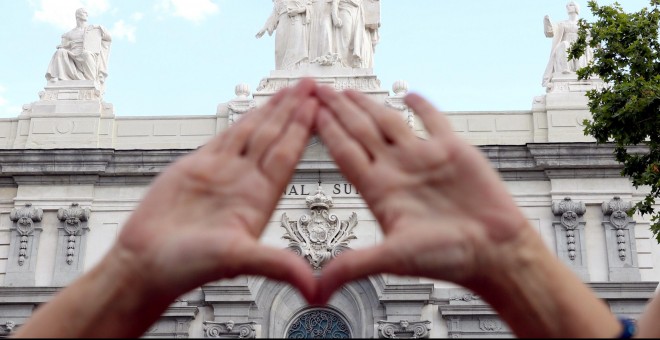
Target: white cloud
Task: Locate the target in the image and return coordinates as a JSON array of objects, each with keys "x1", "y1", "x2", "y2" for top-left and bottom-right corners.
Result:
[
  {"x1": 32, "y1": 0, "x2": 111, "y2": 30},
  {"x1": 155, "y1": 0, "x2": 219, "y2": 23},
  {"x1": 110, "y1": 20, "x2": 137, "y2": 43}
]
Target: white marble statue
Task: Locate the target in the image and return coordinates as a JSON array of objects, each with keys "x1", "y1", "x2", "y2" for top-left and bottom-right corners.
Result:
[
  {"x1": 257, "y1": 0, "x2": 310, "y2": 70},
  {"x1": 308, "y1": 0, "x2": 337, "y2": 63},
  {"x1": 45, "y1": 8, "x2": 112, "y2": 88},
  {"x1": 542, "y1": 1, "x2": 593, "y2": 88},
  {"x1": 258, "y1": 0, "x2": 380, "y2": 70},
  {"x1": 332, "y1": 0, "x2": 374, "y2": 68}
]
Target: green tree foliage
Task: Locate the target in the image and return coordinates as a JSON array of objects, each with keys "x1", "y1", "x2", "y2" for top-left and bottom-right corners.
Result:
[{"x1": 570, "y1": 0, "x2": 660, "y2": 242}]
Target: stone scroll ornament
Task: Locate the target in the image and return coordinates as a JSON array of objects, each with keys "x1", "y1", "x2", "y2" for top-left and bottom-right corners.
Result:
[
  {"x1": 551, "y1": 197, "x2": 586, "y2": 261},
  {"x1": 9, "y1": 203, "x2": 43, "y2": 266},
  {"x1": 377, "y1": 320, "x2": 431, "y2": 339},
  {"x1": 203, "y1": 321, "x2": 256, "y2": 339},
  {"x1": 602, "y1": 197, "x2": 633, "y2": 261},
  {"x1": 57, "y1": 203, "x2": 91, "y2": 265},
  {"x1": 281, "y1": 185, "x2": 358, "y2": 270}
]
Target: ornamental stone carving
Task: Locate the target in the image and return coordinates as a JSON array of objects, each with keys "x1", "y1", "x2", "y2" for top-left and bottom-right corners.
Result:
[
  {"x1": 203, "y1": 321, "x2": 256, "y2": 339},
  {"x1": 377, "y1": 320, "x2": 431, "y2": 339},
  {"x1": 227, "y1": 84, "x2": 256, "y2": 126},
  {"x1": 57, "y1": 203, "x2": 91, "y2": 265},
  {"x1": 551, "y1": 197, "x2": 589, "y2": 280},
  {"x1": 478, "y1": 318, "x2": 503, "y2": 332},
  {"x1": 9, "y1": 204, "x2": 43, "y2": 266},
  {"x1": 281, "y1": 185, "x2": 358, "y2": 269},
  {"x1": 601, "y1": 197, "x2": 641, "y2": 281},
  {"x1": 602, "y1": 197, "x2": 633, "y2": 261},
  {"x1": 0, "y1": 321, "x2": 16, "y2": 336},
  {"x1": 551, "y1": 197, "x2": 586, "y2": 261},
  {"x1": 385, "y1": 80, "x2": 415, "y2": 130}
]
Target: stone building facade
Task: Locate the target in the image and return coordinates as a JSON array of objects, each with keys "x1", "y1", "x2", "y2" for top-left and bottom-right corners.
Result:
[{"x1": 0, "y1": 2, "x2": 658, "y2": 338}]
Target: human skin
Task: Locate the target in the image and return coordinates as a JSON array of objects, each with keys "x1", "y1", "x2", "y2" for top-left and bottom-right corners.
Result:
[
  {"x1": 13, "y1": 79, "x2": 320, "y2": 338},
  {"x1": 312, "y1": 86, "x2": 623, "y2": 338}
]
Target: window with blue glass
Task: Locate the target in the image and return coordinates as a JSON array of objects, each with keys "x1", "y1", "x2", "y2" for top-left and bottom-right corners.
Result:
[{"x1": 286, "y1": 309, "x2": 352, "y2": 339}]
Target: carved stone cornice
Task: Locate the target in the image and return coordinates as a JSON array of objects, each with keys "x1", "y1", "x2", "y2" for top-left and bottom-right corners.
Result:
[
  {"x1": 203, "y1": 321, "x2": 256, "y2": 339},
  {"x1": 281, "y1": 185, "x2": 358, "y2": 269},
  {"x1": 377, "y1": 320, "x2": 431, "y2": 339}
]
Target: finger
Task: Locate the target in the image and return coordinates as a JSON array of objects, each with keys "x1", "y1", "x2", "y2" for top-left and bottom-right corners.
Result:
[
  {"x1": 404, "y1": 93, "x2": 454, "y2": 137},
  {"x1": 238, "y1": 244, "x2": 318, "y2": 304},
  {"x1": 316, "y1": 107, "x2": 371, "y2": 185},
  {"x1": 245, "y1": 78, "x2": 316, "y2": 161},
  {"x1": 316, "y1": 86, "x2": 386, "y2": 157},
  {"x1": 344, "y1": 90, "x2": 415, "y2": 145},
  {"x1": 260, "y1": 97, "x2": 318, "y2": 184},
  {"x1": 313, "y1": 245, "x2": 397, "y2": 305},
  {"x1": 202, "y1": 88, "x2": 291, "y2": 155}
]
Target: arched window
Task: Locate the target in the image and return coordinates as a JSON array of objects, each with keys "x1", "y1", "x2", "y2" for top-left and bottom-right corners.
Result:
[{"x1": 286, "y1": 308, "x2": 352, "y2": 339}]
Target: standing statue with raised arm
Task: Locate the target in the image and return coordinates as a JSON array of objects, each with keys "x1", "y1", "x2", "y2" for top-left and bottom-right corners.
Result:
[
  {"x1": 45, "y1": 8, "x2": 112, "y2": 90},
  {"x1": 256, "y1": 0, "x2": 310, "y2": 70},
  {"x1": 542, "y1": 1, "x2": 593, "y2": 88}
]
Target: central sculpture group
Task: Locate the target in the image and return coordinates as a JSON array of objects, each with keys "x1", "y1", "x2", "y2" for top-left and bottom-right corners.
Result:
[{"x1": 256, "y1": 0, "x2": 380, "y2": 70}]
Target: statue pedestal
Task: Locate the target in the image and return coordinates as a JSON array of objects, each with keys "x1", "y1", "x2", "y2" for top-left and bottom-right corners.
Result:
[
  {"x1": 539, "y1": 73, "x2": 605, "y2": 143},
  {"x1": 14, "y1": 80, "x2": 115, "y2": 149},
  {"x1": 253, "y1": 65, "x2": 390, "y2": 106}
]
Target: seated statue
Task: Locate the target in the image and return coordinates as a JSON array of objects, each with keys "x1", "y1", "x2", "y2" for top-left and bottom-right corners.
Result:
[{"x1": 45, "y1": 8, "x2": 112, "y2": 89}]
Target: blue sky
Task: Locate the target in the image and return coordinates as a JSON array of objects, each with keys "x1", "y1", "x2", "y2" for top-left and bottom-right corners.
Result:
[{"x1": 0, "y1": 0, "x2": 652, "y2": 117}]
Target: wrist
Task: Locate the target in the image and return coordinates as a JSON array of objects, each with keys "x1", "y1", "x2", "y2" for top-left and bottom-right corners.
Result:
[{"x1": 463, "y1": 221, "x2": 619, "y2": 337}]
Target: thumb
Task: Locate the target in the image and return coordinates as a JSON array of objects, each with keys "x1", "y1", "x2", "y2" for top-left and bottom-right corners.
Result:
[
  {"x1": 314, "y1": 244, "x2": 397, "y2": 305},
  {"x1": 239, "y1": 245, "x2": 317, "y2": 303}
]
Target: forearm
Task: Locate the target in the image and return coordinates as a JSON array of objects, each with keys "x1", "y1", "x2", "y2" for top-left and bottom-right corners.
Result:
[
  {"x1": 466, "y1": 226, "x2": 620, "y2": 338},
  {"x1": 13, "y1": 245, "x2": 172, "y2": 338},
  {"x1": 636, "y1": 292, "x2": 660, "y2": 337}
]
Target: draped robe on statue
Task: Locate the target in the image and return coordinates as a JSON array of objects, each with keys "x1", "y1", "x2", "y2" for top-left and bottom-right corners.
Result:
[
  {"x1": 308, "y1": 0, "x2": 336, "y2": 61},
  {"x1": 46, "y1": 26, "x2": 111, "y2": 85},
  {"x1": 334, "y1": 0, "x2": 373, "y2": 68},
  {"x1": 261, "y1": 0, "x2": 310, "y2": 70}
]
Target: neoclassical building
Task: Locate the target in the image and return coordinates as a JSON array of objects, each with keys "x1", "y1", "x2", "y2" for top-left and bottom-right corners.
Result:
[{"x1": 0, "y1": 2, "x2": 657, "y2": 338}]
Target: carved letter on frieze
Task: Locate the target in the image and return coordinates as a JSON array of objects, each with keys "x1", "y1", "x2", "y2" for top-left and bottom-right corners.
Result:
[
  {"x1": 602, "y1": 197, "x2": 633, "y2": 261},
  {"x1": 9, "y1": 203, "x2": 43, "y2": 266},
  {"x1": 552, "y1": 197, "x2": 586, "y2": 261},
  {"x1": 377, "y1": 320, "x2": 431, "y2": 339},
  {"x1": 203, "y1": 321, "x2": 256, "y2": 339},
  {"x1": 57, "y1": 203, "x2": 91, "y2": 265},
  {"x1": 281, "y1": 185, "x2": 358, "y2": 270}
]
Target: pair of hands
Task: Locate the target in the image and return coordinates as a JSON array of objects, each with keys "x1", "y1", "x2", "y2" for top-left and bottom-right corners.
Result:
[{"x1": 114, "y1": 78, "x2": 530, "y2": 306}]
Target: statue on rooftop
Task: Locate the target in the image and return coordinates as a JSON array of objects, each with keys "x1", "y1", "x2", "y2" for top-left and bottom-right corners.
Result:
[
  {"x1": 542, "y1": 1, "x2": 593, "y2": 88},
  {"x1": 256, "y1": 0, "x2": 310, "y2": 70},
  {"x1": 45, "y1": 8, "x2": 112, "y2": 90},
  {"x1": 257, "y1": 0, "x2": 380, "y2": 70}
]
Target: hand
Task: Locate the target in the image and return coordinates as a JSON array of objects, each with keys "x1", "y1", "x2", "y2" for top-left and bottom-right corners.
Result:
[
  {"x1": 113, "y1": 79, "x2": 320, "y2": 304},
  {"x1": 313, "y1": 87, "x2": 531, "y2": 304},
  {"x1": 332, "y1": 12, "x2": 343, "y2": 27},
  {"x1": 256, "y1": 29, "x2": 266, "y2": 39}
]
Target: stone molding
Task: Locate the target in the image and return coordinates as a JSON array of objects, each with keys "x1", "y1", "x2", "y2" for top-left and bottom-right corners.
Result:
[{"x1": 0, "y1": 143, "x2": 641, "y2": 185}]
